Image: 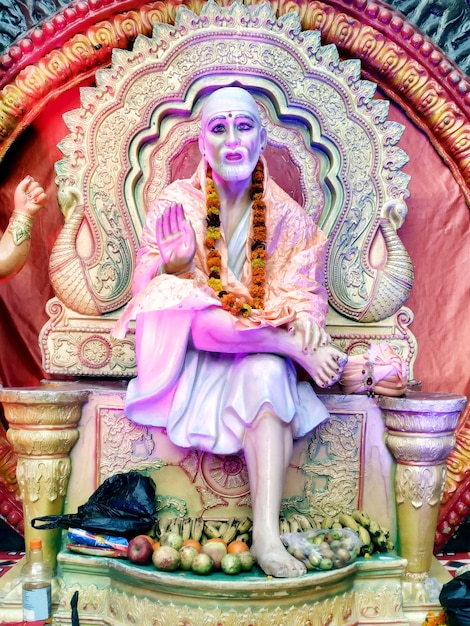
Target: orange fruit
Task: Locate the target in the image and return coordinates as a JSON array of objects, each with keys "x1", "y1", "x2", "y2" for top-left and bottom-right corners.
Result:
[
  {"x1": 205, "y1": 538, "x2": 227, "y2": 548},
  {"x1": 135, "y1": 534, "x2": 154, "y2": 546},
  {"x1": 152, "y1": 541, "x2": 161, "y2": 551},
  {"x1": 227, "y1": 540, "x2": 250, "y2": 555},
  {"x1": 182, "y1": 539, "x2": 202, "y2": 553}
]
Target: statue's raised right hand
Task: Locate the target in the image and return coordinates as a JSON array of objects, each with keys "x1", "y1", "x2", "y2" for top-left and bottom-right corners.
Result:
[{"x1": 156, "y1": 202, "x2": 196, "y2": 275}]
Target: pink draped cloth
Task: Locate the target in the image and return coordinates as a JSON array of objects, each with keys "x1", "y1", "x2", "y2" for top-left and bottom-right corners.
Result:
[
  {"x1": 114, "y1": 158, "x2": 328, "y2": 337},
  {"x1": 113, "y1": 159, "x2": 331, "y2": 454}
]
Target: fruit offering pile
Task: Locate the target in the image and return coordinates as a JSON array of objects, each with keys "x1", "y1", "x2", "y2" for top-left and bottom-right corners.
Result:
[
  {"x1": 151, "y1": 516, "x2": 253, "y2": 547},
  {"x1": 281, "y1": 527, "x2": 362, "y2": 572},
  {"x1": 125, "y1": 509, "x2": 394, "y2": 576},
  {"x1": 279, "y1": 510, "x2": 394, "y2": 557},
  {"x1": 127, "y1": 531, "x2": 255, "y2": 576}
]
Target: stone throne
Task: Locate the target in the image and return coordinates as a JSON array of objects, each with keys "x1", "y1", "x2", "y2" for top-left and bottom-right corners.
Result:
[{"x1": 0, "y1": 2, "x2": 467, "y2": 625}]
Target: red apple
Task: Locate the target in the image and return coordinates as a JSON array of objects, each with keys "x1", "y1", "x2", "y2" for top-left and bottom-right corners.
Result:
[{"x1": 127, "y1": 535, "x2": 154, "y2": 565}]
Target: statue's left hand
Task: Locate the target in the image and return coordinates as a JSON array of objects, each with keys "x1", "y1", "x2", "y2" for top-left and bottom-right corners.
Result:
[
  {"x1": 287, "y1": 318, "x2": 331, "y2": 353},
  {"x1": 14, "y1": 176, "x2": 47, "y2": 215},
  {"x1": 156, "y1": 202, "x2": 196, "y2": 274}
]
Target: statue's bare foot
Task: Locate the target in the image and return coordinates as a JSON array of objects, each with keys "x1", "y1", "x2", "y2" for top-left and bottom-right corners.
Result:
[
  {"x1": 251, "y1": 538, "x2": 306, "y2": 578},
  {"x1": 294, "y1": 343, "x2": 348, "y2": 388}
]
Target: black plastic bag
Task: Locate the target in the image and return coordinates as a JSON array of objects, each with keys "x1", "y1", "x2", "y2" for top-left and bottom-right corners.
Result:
[
  {"x1": 31, "y1": 471, "x2": 157, "y2": 537},
  {"x1": 440, "y1": 570, "x2": 470, "y2": 626}
]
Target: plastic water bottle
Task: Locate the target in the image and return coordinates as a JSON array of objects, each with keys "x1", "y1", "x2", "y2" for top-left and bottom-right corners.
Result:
[{"x1": 21, "y1": 538, "x2": 53, "y2": 622}]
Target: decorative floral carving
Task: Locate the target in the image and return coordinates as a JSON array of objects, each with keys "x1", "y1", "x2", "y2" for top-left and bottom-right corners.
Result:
[
  {"x1": 302, "y1": 411, "x2": 363, "y2": 517},
  {"x1": 395, "y1": 465, "x2": 446, "y2": 509},
  {"x1": 99, "y1": 408, "x2": 162, "y2": 481},
  {"x1": 40, "y1": 313, "x2": 137, "y2": 377},
  {"x1": 3, "y1": 401, "x2": 83, "y2": 426},
  {"x1": 0, "y1": 421, "x2": 19, "y2": 492},
  {"x1": 382, "y1": 408, "x2": 463, "y2": 433},
  {"x1": 356, "y1": 584, "x2": 403, "y2": 619},
  {"x1": 178, "y1": 449, "x2": 201, "y2": 483},
  {"x1": 8, "y1": 428, "x2": 79, "y2": 457},
  {"x1": 195, "y1": 485, "x2": 228, "y2": 512},
  {"x1": 54, "y1": 573, "x2": 407, "y2": 625},
  {"x1": 16, "y1": 457, "x2": 71, "y2": 503}
]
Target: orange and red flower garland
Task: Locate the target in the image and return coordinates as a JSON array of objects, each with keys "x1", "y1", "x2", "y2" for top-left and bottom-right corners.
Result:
[
  {"x1": 205, "y1": 160, "x2": 267, "y2": 317},
  {"x1": 422, "y1": 610, "x2": 447, "y2": 626}
]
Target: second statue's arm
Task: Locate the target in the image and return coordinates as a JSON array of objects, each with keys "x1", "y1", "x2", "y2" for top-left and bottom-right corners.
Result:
[{"x1": 0, "y1": 176, "x2": 46, "y2": 281}]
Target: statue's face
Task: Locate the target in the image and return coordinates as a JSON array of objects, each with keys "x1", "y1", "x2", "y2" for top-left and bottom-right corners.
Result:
[{"x1": 199, "y1": 88, "x2": 267, "y2": 183}]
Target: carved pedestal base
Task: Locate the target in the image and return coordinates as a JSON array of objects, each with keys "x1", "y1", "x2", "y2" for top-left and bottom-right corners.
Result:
[
  {"x1": 0, "y1": 385, "x2": 89, "y2": 569},
  {"x1": 380, "y1": 391, "x2": 467, "y2": 588},
  {"x1": 51, "y1": 551, "x2": 409, "y2": 626}
]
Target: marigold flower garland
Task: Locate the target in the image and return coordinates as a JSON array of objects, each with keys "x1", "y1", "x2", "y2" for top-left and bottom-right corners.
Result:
[
  {"x1": 205, "y1": 160, "x2": 267, "y2": 317},
  {"x1": 422, "y1": 610, "x2": 447, "y2": 626}
]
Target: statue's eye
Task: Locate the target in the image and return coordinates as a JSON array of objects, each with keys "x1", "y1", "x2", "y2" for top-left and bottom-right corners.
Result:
[
  {"x1": 237, "y1": 121, "x2": 254, "y2": 131},
  {"x1": 209, "y1": 123, "x2": 226, "y2": 135}
]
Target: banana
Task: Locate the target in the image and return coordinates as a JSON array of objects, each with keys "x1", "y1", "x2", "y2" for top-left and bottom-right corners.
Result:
[
  {"x1": 352, "y1": 510, "x2": 371, "y2": 528},
  {"x1": 156, "y1": 516, "x2": 173, "y2": 538},
  {"x1": 360, "y1": 542, "x2": 373, "y2": 556},
  {"x1": 222, "y1": 518, "x2": 239, "y2": 544},
  {"x1": 352, "y1": 510, "x2": 392, "y2": 542},
  {"x1": 380, "y1": 526, "x2": 390, "y2": 539},
  {"x1": 181, "y1": 516, "x2": 192, "y2": 541},
  {"x1": 149, "y1": 522, "x2": 159, "y2": 540},
  {"x1": 321, "y1": 516, "x2": 334, "y2": 530},
  {"x1": 291, "y1": 514, "x2": 312, "y2": 531},
  {"x1": 190, "y1": 517, "x2": 204, "y2": 542},
  {"x1": 218, "y1": 521, "x2": 229, "y2": 537},
  {"x1": 303, "y1": 513, "x2": 319, "y2": 529},
  {"x1": 279, "y1": 517, "x2": 290, "y2": 535},
  {"x1": 287, "y1": 516, "x2": 301, "y2": 533},
  {"x1": 236, "y1": 532, "x2": 250, "y2": 544},
  {"x1": 338, "y1": 513, "x2": 360, "y2": 532},
  {"x1": 357, "y1": 525, "x2": 372, "y2": 548},
  {"x1": 222, "y1": 527, "x2": 239, "y2": 545},
  {"x1": 237, "y1": 516, "x2": 253, "y2": 535},
  {"x1": 332, "y1": 521, "x2": 343, "y2": 529},
  {"x1": 385, "y1": 539, "x2": 395, "y2": 552},
  {"x1": 372, "y1": 532, "x2": 390, "y2": 552},
  {"x1": 168, "y1": 517, "x2": 182, "y2": 535},
  {"x1": 367, "y1": 519, "x2": 382, "y2": 537},
  {"x1": 204, "y1": 521, "x2": 221, "y2": 539},
  {"x1": 301, "y1": 557, "x2": 314, "y2": 571}
]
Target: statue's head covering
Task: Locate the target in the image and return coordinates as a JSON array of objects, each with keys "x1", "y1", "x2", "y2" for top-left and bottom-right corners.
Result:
[{"x1": 200, "y1": 87, "x2": 262, "y2": 129}]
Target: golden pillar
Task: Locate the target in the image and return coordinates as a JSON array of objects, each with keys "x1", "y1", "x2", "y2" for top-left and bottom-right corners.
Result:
[
  {"x1": 0, "y1": 386, "x2": 89, "y2": 570},
  {"x1": 380, "y1": 392, "x2": 466, "y2": 580}
]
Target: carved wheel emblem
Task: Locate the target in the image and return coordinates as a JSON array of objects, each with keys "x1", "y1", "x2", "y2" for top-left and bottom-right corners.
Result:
[
  {"x1": 80, "y1": 336, "x2": 112, "y2": 369},
  {"x1": 200, "y1": 453, "x2": 249, "y2": 498}
]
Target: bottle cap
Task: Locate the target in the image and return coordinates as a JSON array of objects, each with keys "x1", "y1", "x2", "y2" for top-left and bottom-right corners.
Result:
[{"x1": 29, "y1": 538, "x2": 42, "y2": 550}]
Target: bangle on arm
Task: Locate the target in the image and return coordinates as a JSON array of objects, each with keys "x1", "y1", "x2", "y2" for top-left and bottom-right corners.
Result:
[{"x1": 8, "y1": 211, "x2": 34, "y2": 245}]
